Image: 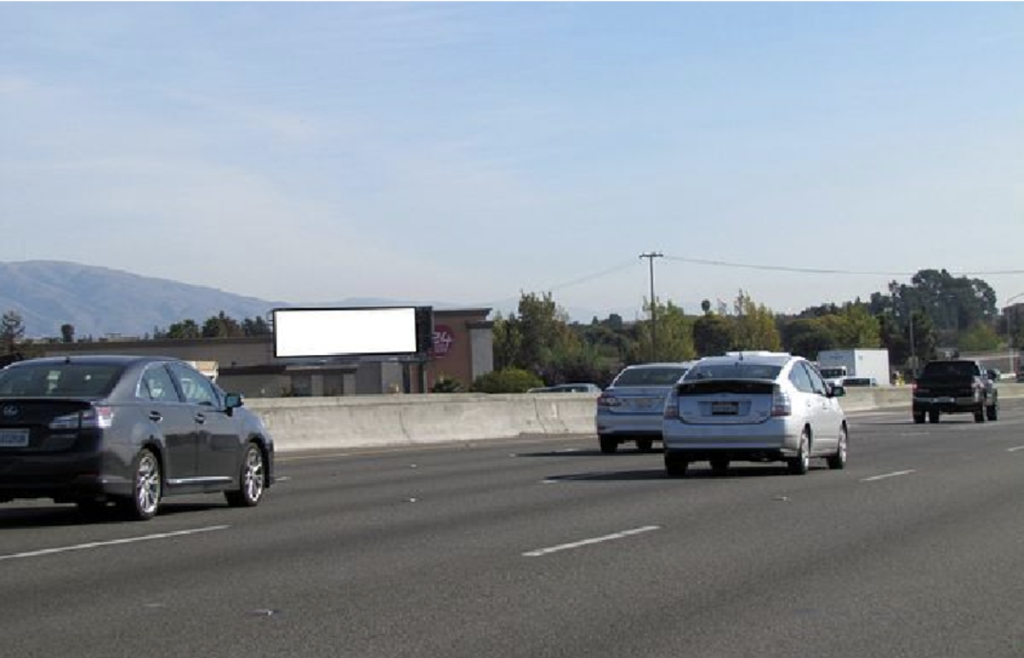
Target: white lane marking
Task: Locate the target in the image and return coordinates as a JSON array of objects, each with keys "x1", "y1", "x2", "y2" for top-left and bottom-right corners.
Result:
[
  {"x1": 0, "y1": 525, "x2": 229, "y2": 562},
  {"x1": 861, "y1": 470, "x2": 916, "y2": 483},
  {"x1": 1008, "y1": 446, "x2": 1024, "y2": 453},
  {"x1": 523, "y1": 525, "x2": 660, "y2": 557}
]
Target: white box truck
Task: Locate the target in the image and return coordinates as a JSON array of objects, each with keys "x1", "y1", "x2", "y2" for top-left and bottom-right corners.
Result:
[{"x1": 816, "y1": 349, "x2": 890, "y2": 387}]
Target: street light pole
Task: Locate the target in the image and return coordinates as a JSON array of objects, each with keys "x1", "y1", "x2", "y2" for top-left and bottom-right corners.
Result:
[{"x1": 640, "y1": 252, "x2": 663, "y2": 361}]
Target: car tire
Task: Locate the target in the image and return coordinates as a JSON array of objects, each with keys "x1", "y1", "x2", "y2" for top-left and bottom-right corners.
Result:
[
  {"x1": 225, "y1": 443, "x2": 266, "y2": 508},
  {"x1": 636, "y1": 438, "x2": 654, "y2": 453},
  {"x1": 599, "y1": 436, "x2": 619, "y2": 454},
  {"x1": 710, "y1": 458, "x2": 729, "y2": 475},
  {"x1": 665, "y1": 453, "x2": 689, "y2": 478},
  {"x1": 788, "y1": 430, "x2": 810, "y2": 476},
  {"x1": 913, "y1": 412, "x2": 925, "y2": 424},
  {"x1": 119, "y1": 448, "x2": 162, "y2": 521},
  {"x1": 928, "y1": 411, "x2": 940, "y2": 424},
  {"x1": 827, "y1": 426, "x2": 848, "y2": 470},
  {"x1": 986, "y1": 403, "x2": 998, "y2": 421}
]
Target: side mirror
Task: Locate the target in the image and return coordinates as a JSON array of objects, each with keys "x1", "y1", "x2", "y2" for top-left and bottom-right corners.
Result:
[
  {"x1": 224, "y1": 392, "x2": 244, "y2": 415},
  {"x1": 830, "y1": 384, "x2": 846, "y2": 398}
]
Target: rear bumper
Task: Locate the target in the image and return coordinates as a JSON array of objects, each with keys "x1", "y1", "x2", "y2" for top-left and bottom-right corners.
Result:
[
  {"x1": 596, "y1": 411, "x2": 664, "y2": 437},
  {"x1": 0, "y1": 453, "x2": 132, "y2": 503},
  {"x1": 913, "y1": 396, "x2": 981, "y2": 414},
  {"x1": 662, "y1": 418, "x2": 800, "y2": 458}
]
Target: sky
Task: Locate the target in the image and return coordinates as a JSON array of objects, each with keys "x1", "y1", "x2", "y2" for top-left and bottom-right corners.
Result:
[{"x1": 2, "y1": 2, "x2": 1023, "y2": 322}]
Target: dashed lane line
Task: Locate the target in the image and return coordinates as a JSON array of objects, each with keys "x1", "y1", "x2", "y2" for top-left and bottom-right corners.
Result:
[
  {"x1": 860, "y1": 470, "x2": 916, "y2": 483},
  {"x1": 523, "y1": 526, "x2": 660, "y2": 558},
  {"x1": 0, "y1": 525, "x2": 229, "y2": 562}
]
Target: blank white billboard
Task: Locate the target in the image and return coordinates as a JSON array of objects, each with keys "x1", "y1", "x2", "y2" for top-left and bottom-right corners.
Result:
[{"x1": 273, "y1": 307, "x2": 420, "y2": 358}]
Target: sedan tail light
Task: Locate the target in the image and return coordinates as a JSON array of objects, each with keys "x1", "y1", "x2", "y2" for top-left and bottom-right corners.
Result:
[
  {"x1": 663, "y1": 395, "x2": 679, "y2": 419},
  {"x1": 49, "y1": 406, "x2": 114, "y2": 430},
  {"x1": 771, "y1": 386, "x2": 792, "y2": 417},
  {"x1": 597, "y1": 393, "x2": 621, "y2": 408}
]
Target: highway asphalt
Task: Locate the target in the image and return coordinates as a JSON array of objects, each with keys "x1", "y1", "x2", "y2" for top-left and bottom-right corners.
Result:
[{"x1": 3, "y1": 401, "x2": 1024, "y2": 658}]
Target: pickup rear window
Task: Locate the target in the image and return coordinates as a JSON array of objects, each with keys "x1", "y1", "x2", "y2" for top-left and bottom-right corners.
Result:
[{"x1": 920, "y1": 362, "x2": 977, "y2": 378}]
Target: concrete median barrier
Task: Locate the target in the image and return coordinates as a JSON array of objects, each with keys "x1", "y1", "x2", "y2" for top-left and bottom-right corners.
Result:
[{"x1": 248, "y1": 384, "x2": 1024, "y2": 453}]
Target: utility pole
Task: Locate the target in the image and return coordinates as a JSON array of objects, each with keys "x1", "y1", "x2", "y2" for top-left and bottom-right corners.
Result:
[{"x1": 639, "y1": 252, "x2": 663, "y2": 361}]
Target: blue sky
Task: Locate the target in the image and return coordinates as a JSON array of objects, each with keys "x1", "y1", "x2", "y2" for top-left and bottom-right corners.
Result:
[{"x1": 2, "y1": 3, "x2": 1022, "y2": 320}]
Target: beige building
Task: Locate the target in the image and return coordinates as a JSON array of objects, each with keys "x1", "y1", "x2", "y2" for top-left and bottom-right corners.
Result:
[{"x1": 42, "y1": 308, "x2": 494, "y2": 397}]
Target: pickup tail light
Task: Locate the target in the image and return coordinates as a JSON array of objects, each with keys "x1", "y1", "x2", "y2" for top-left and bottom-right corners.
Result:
[{"x1": 771, "y1": 386, "x2": 792, "y2": 417}]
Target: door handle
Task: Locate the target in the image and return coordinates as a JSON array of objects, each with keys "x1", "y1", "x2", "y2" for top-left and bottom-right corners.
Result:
[
  {"x1": 195, "y1": 413, "x2": 206, "y2": 425},
  {"x1": 148, "y1": 411, "x2": 162, "y2": 422}
]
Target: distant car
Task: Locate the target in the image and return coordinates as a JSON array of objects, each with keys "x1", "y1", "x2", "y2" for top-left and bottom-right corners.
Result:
[
  {"x1": 841, "y1": 377, "x2": 878, "y2": 387},
  {"x1": 662, "y1": 352, "x2": 848, "y2": 477},
  {"x1": 528, "y1": 383, "x2": 602, "y2": 394},
  {"x1": 596, "y1": 362, "x2": 696, "y2": 454},
  {"x1": 0, "y1": 355, "x2": 274, "y2": 520}
]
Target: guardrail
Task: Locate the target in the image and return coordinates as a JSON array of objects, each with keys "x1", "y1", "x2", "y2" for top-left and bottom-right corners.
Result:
[{"x1": 248, "y1": 384, "x2": 1024, "y2": 453}]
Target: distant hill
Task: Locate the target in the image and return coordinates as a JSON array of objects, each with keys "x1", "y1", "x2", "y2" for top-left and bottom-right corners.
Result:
[{"x1": 0, "y1": 261, "x2": 285, "y2": 338}]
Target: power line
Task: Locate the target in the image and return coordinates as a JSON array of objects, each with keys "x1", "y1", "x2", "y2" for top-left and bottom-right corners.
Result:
[{"x1": 662, "y1": 255, "x2": 1024, "y2": 277}]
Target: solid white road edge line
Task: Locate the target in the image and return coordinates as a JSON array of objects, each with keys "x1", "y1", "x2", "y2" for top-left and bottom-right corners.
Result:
[
  {"x1": 860, "y1": 470, "x2": 916, "y2": 483},
  {"x1": 523, "y1": 526, "x2": 661, "y2": 558},
  {"x1": 0, "y1": 525, "x2": 230, "y2": 562},
  {"x1": 1008, "y1": 446, "x2": 1024, "y2": 453}
]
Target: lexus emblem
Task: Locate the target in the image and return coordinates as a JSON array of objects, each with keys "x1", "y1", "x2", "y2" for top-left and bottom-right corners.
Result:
[{"x1": 2, "y1": 405, "x2": 18, "y2": 418}]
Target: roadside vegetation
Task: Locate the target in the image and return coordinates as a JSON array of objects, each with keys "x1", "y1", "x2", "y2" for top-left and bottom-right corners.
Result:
[{"x1": 1, "y1": 268, "x2": 1017, "y2": 390}]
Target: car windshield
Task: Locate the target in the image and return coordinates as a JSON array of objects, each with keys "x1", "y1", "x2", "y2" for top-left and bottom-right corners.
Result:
[
  {"x1": 0, "y1": 363, "x2": 123, "y2": 397},
  {"x1": 613, "y1": 367, "x2": 688, "y2": 387},
  {"x1": 686, "y1": 363, "x2": 782, "y2": 381}
]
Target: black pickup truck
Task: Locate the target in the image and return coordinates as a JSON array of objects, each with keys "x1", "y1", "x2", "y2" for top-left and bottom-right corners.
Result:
[{"x1": 912, "y1": 360, "x2": 999, "y2": 424}]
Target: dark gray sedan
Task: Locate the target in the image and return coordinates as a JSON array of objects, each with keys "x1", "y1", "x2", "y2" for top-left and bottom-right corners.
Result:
[{"x1": 0, "y1": 355, "x2": 274, "y2": 520}]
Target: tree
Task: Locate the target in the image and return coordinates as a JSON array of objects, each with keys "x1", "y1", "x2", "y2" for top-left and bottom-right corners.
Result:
[
  {"x1": 242, "y1": 316, "x2": 271, "y2": 337},
  {"x1": 630, "y1": 299, "x2": 695, "y2": 363},
  {"x1": 202, "y1": 311, "x2": 244, "y2": 338},
  {"x1": 693, "y1": 313, "x2": 733, "y2": 357},
  {"x1": 782, "y1": 318, "x2": 837, "y2": 359},
  {"x1": 60, "y1": 323, "x2": 75, "y2": 344},
  {"x1": 819, "y1": 304, "x2": 881, "y2": 348},
  {"x1": 166, "y1": 319, "x2": 201, "y2": 340},
  {"x1": 732, "y1": 291, "x2": 782, "y2": 352},
  {"x1": 1, "y1": 310, "x2": 25, "y2": 354},
  {"x1": 959, "y1": 323, "x2": 1001, "y2": 353}
]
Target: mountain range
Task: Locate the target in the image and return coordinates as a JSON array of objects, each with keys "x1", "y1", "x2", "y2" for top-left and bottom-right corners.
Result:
[
  {"x1": 0, "y1": 261, "x2": 652, "y2": 339},
  {"x1": 0, "y1": 261, "x2": 466, "y2": 339}
]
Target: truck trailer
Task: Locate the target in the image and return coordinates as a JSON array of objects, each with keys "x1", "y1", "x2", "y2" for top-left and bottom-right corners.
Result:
[{"x1": 816, "y1": 348, "x2": 891, "y2": 387}]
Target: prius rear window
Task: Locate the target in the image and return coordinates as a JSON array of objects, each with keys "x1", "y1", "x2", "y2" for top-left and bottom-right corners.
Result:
[{"x1": 686, "y1": 364, "x2": 782, "y2": 381}]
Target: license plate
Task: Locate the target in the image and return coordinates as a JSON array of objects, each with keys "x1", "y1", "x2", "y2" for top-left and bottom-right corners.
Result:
[
  {"x1": 0, "y1": 428, "x2": 29, "y2": 448},
  {"x1": 712, "y1": 402, "x2": 739, "y2": 416}
]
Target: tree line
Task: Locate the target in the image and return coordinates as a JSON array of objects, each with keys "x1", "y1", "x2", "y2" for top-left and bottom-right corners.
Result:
[
  {"x1": 477, "y1": 268, "x2": 1012, "y2": 391},
  {"x1": 1, "y1": 268, "x2": 1018, "y2": 392}
]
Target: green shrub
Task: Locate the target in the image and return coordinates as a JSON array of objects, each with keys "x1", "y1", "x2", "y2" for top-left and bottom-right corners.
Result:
[
  {"x1": 431, "y1": 375, "x2": 464, "y2": 393},
  {"x1": 470, "y1": 368, "x2": 544, "y2": 394}
]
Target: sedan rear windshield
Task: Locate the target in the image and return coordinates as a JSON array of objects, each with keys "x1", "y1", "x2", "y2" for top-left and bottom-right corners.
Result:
[
  {"x1": 613, "y1": 367, "x2": 689, "y2": 387},
  {"x1": 685, "y1": 364, "x2": 782, "y2": 381},
  {"x1": 0, "y1": 363, "x2": 123, "y2": 398}
]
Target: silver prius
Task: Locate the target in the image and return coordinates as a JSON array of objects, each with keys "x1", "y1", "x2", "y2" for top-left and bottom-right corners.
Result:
[{"x1": 662, "y1": 352, "x2": 847, "y2": 477}]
